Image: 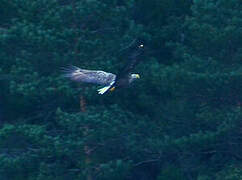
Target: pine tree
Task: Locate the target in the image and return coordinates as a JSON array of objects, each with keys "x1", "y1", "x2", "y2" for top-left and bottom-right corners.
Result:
[{"x1": 0, "y1": 0, "x2": 241, "y2": 179}]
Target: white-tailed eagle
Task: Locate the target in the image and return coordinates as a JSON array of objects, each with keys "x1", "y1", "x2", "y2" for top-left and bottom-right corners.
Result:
[{"x1": 62, "y1": 41, "x2": 145, "y2": 95}]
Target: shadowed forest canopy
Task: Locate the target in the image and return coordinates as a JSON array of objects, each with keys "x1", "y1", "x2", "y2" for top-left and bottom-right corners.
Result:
[{"x1": 0, "y1": 0, "x2": 242, "y2": 179}]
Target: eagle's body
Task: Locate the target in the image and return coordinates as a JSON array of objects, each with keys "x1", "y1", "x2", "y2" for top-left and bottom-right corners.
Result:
[{"x1": 63, "y1": 40, "x2": 145, "y2": 94}]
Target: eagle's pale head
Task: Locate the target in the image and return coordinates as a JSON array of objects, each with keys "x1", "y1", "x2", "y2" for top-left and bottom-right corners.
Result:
[
  {"x1": 132, "y1": 73, "x2": 140, "y2": 78},
  {"x1": 129, "y1": 73, "x2": 140, "y2": 83},
  {"x1": 138, "y1": 44, "x2": 144, "y2": 48}
]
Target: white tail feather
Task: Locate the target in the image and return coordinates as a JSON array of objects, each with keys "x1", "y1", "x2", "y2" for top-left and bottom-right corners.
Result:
[
  {"x1": 97, "y1": 81, "x2": 115, "y2": 95},
  {"x1": 97, "y1": 86, "x2": 110, "y2": 95}
]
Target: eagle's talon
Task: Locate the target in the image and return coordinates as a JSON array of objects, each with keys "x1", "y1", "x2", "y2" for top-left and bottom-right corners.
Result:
[{"x1": 110, "y1": 87, "x2": 115, "y2": 91}]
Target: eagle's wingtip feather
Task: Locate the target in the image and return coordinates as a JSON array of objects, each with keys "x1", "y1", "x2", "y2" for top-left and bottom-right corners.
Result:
[{"x1": 61, "y1": 65, "x2": 82, "y2": 79}]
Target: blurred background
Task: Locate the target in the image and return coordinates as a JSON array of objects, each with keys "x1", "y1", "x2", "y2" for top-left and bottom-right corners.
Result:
[{"x1": 0, "y1": 0, "x2": 241, "y2": 179}]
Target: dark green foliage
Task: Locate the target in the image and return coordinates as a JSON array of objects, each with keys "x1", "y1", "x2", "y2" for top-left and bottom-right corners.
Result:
[{"x1": 0, "y1": 0, "x2": 241, "y2": 179}]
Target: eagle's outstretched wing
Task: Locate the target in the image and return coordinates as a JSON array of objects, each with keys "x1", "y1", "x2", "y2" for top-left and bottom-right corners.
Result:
[
  {"x1": 121, "y1": 44, "x2": 145, "y2": 75},
  {"x1": 114, "y1": 40, "x2": 145, "y2": 85},
  {"x1": 62, "y1": 66, "x2": 116, "y2": 86}
]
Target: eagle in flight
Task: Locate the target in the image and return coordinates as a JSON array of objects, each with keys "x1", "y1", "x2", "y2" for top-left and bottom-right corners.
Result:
[{"x1": 63, "y1": 41, "x2": 145, "y2": 95}]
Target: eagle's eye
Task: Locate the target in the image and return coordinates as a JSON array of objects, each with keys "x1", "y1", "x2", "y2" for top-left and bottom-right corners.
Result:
[{"x1": 139, "y1": 44, "x2": 144, "y2": 48}]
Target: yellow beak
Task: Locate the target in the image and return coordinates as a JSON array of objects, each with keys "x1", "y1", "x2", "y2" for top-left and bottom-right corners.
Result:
[{"x1": 136, "y1": 74, "x2": 140, "y2": 78}]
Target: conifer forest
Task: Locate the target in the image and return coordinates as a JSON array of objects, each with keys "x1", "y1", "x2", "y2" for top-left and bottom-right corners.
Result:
[{"x1": 0, "y1": 0, "x2": 242, "y2": 179}]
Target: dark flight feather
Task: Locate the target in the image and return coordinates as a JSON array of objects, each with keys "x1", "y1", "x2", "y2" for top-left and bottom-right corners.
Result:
[{"x1": 113, "y1": 40, "x2": 145, "y2": 87}]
